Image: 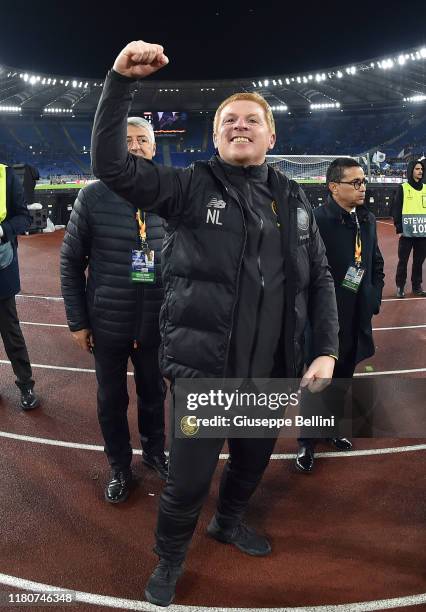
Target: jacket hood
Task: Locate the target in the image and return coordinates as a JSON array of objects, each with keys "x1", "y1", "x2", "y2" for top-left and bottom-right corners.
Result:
[{"x1": 406, "y1": 159, "x2": 425, "y2": 190}]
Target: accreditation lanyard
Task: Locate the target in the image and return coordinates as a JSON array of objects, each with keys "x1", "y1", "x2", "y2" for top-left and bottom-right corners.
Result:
[
  {"x1": 131, "y1": 211, "x2": 155, "y2": 284},
  {"x1": 341, "y1": 211, "x2": 365, "y2": 293},
  {"x1": 136, "y1": 210, "x2": 149, "y2": 253},
  {"x1": 354, "y1": 213, "x2": 362, "y2": 266}
]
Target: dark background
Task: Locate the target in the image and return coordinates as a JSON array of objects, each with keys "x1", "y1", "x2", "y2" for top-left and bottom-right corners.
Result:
[{"x1": 1, "y1": 1, "x2": 425, "y2": 80}]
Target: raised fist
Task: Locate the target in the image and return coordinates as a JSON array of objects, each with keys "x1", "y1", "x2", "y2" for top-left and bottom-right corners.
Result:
[{"x1": 113, "y1": 40, "x2": 169, "y2": 79}]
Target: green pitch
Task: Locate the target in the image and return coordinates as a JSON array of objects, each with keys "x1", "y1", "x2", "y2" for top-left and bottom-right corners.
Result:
[
  {"x1": 35, "y1": 183, "x2": 84, "y2": 190},
  {"x1": 35, "y1": 178, "x2": 322, "y2": 191}
]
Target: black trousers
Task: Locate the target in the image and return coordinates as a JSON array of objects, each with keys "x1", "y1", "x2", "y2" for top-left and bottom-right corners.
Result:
[
  {"x1": 0, "y1": 296, "x2": 34, "y2": 391},
  {"x1": 155, "y1": 432, "x2": 277, "y2": 563},
  {"x1": 298, "y1": 354, "x2": 356, "y2": 447},
  {"x1": 94, "y1": 342, "x2": 166, "y2": 472},
  {"x1": 395, "y1": 236, "x2": 426, "y2": 288}
]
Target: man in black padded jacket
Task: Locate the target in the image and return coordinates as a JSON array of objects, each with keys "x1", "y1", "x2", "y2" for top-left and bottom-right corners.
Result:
[
  {"x1": 61, "y1": 116, "x2": 168, "y2": 505},
  {"x1": 91, "y1": 40, "x2": 339, "y2": 607}
]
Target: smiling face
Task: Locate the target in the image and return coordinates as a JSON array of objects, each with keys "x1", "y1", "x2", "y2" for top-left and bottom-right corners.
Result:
[{"x1": 213, "y1": 99, "x2": 276, "y2": 167}]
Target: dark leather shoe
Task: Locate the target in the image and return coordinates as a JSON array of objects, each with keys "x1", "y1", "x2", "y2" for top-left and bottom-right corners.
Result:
[
  {"x1": 207, "y1": 515, "x2": 271, "y2": 556},
  {"x1": 142, "y1": 452, "x2": 168, "y2": 480},
  {"x1": 145, "y1": 559, "x2": 184, "y2": 607},
  {"x1": 295, "y1": 444, "x2": 314, "y2": 472},
  {"x1": 412, "y1": 286, "x2": 426, "y2": 297},
  {"x1": 20, "y1": 388, "x2": 39, "y2": 411},
  {"x1": 396, "y1": 286, "x2": 405, "y2": 298},
  {"x1": 104, "y1": 469, "x2": 132, "y2": 503},
  {"x1": 329, "y1": 437, "x2": 353, "y2": 451}
]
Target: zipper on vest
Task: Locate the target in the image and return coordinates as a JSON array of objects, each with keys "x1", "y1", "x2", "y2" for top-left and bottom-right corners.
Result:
[
  {"x1": 216, "y1": 182, "x2": 247, "y2": 377},
  {"x1": 133, "y1": 215, "x2": 144, "y2": 345},
  {"x1": 246, "y1": 180, "x2": 265, "y2": 379}
]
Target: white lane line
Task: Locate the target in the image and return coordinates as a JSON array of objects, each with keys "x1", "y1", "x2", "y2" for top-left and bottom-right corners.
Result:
[
  {"x1": 355, "y1": 367, "x2": 426, "y2": 376},
  {"x1": 0, "y1": 360, "x2": 134, "y2": 376},
  {"x1": 16, "y1": 294, "x2": 63, "y2": 301},
  {"x1": 0, "y1": 573, "x2": 425, "y2": 611},
  {"x1": 382, "y1": 297, "x2": 426, "y2": 302},
  {"x1": 373, "y1": 324, "x2": 426, "y2": 331},
  {"x1": 17, "y1": 321, "x2": 426, "y2": 332},
  {"x1": 2, "y1": 360, "x2": 425, "y2": 378},
  {"x1": 0, "y1": 431, "x2": 424, "y2": 460},
  {"x1": 21, "y1": 321, "x2": 68, "y2": 328}
]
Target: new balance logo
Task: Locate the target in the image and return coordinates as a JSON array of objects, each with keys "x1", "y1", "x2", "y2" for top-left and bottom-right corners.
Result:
[{"x1": 207, "y1": 197, "x2": 226, "y2": 209}]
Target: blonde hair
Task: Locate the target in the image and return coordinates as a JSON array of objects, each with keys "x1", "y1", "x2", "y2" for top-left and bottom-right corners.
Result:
[{"x1": 213, "y1": 92, "x2": 275, "y2": 134}]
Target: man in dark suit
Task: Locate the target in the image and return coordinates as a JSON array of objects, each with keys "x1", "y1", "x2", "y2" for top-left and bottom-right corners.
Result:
[
  {"x1": 296, "y1": 157, "x2": 385, "y2": 472},
  {"x1": 0, "y1": 163, "x2": 39, "y2": 410}
]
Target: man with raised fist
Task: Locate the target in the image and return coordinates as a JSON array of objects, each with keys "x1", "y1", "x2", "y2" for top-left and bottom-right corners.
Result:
[{"x1": 91, "y1": 40, "x2": 339, "y2": 607}]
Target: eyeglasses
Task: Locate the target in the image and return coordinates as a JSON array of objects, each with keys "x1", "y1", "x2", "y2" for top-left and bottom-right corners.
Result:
[
  {"x1": 336, "y1": 178, "x2": 368, "y2": 190},
  {"x1": 127, "y1": 137, "x2": 149, "y2": 147}
]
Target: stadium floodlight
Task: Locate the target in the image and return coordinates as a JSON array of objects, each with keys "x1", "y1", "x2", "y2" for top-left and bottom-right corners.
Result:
[
  {"x1": 278, "y1": 79, "x2": 282, "y2": 85},
  {"x1": 23, "y1": 73, "x2": 28, "y2": 82},
  {"x1": 421, "y1": 48, "x2": 426, "y2": 58},
  {"x1": 65, "y1": 80, "x2": 69, "y2": 86},
  {"x1": 264, "y1": 79, "x2": 269, "y2": 87},
  {"x1": 296, "y1": 76, "x2": 301, "y2": 83},
  {"x1": 0, "y1": 105, "x2": 21, "y2": 113},
  {"x1": 258, "y1": 80, "x2": 262, "y2": 87},
  {"x1": 403, "y1": 94, "x2": 426, "y2": 103},
  {"x1": 29, "y1": 76, "x2": 36, "y2": 85},
  {"x1": 270, "y1": 105, "x2": 288, "y2": 111},
  {"x1": 308, "y1": 75, "x2": 312, "y2": 80},
  {"x1": 310, "y1": 102, "x2": 341, "y2": 110},
  {"x1": 72, "y1": 80, "x2": 77, "y2": 88},
  {"x1": 272, "y1": 79, "x2": 276, "y2": 86},
  {"x1": 285, "y1": 78, "x2": 290, "y2": 85},
  {"x1": 337, "y1": 70, "x2": 343, "y2": 78},
  {"x1": 252, "y1": 81, "x2": 257, "y2": 87},
  {"x1": 398, "y1": 55, "x2": 406, "y2": 65}
]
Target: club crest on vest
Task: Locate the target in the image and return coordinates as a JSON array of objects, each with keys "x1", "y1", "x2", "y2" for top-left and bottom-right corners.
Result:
[{"x1": 297, "y1": 207, "x2": 310, "y2": 242}]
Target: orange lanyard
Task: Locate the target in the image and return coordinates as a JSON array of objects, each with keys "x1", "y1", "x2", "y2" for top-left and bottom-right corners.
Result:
[
  {"x1": 353, "y1": 213, "x2": 362, "y2": 265},
  {"x1": 136, "y1": 210, "x2": 147, "y2": 242}
]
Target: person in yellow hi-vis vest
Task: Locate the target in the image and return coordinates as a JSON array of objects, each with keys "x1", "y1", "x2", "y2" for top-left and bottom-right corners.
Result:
[
  {"x1": 392, "y1": 159, "x2": 426, "y2": 297},
  {"x1": 0, "y1": 163, "x2": 39, "y2": 409}
]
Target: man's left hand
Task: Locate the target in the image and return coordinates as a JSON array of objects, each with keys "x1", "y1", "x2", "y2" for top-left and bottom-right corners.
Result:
[{"x1": 300, "y1": 356, "x2": 336, "y2": 393}]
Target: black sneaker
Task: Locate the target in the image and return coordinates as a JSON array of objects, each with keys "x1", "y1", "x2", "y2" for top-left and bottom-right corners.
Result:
[
  {"x1": 412, "y1": 286, "x2": 426, "y2": 297},
  {"x1": 20, "y1": 388, "x2": 39, "y2": 411},
  {"x1": 145, "y1": 559, "x2": 184, "y2": 607},
  {"x1": 396, "y1": 286, "x2": 405, "y2": 298},
  {"x1": 104, "y1": 469, "x2": 132, "y2": 504},
  {"x1": 207, "y1": 516, "x2": 271, "y2": 556},
  {"x1": 142, "y1": 452, "x2": 169, "y2": 480}
]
